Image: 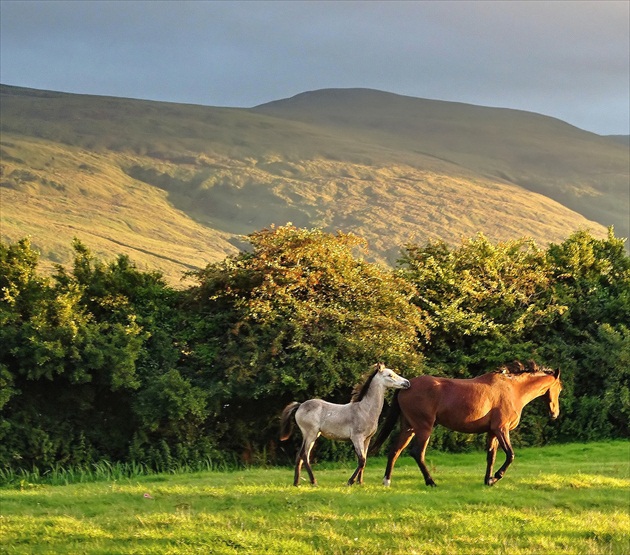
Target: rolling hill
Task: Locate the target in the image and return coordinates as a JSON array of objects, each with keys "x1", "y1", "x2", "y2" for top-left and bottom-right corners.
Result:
[{"x1": 1, "y1": 84, "x2": 627, "y2": 284}]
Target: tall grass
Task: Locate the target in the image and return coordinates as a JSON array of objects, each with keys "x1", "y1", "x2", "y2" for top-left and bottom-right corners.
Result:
[{"x1": 0, "y1": 457, "x2": 233, "y2": 488}]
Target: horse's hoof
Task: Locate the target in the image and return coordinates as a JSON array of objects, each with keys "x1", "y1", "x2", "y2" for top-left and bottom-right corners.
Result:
[{"x1": 383, "y1": 478, "x2": 391, "y2": 487}]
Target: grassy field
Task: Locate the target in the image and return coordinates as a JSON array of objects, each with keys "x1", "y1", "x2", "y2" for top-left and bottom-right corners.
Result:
[{"x1": 1, "y1": 441, "x2": 628, "y2": 554}]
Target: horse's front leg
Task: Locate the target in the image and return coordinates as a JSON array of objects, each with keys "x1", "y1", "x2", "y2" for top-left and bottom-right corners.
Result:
[
  {"x1": 487, "y1": 428, "x2": 514, "y2": 486},
  {"x1": 347, "y1": 437, "x2": 367, "y2": 486},
  {"x1": 484, "y1": 433, "x2": 498, "y2": 486},
  {"x1": 408, "y1": 428, "x2": 436, "y2": 487},
  {"x1": 355, "y1": 437, "x2": 372, "y2": 485}
]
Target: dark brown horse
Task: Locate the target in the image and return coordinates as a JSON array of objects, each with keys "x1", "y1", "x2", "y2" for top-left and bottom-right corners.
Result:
[{"x1": 370, "y1": 361, "x2": 562, "y2": 487}]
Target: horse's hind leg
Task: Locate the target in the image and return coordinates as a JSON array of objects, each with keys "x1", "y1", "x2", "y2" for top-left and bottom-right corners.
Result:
[
  {"x1": 294, "y1": 435, "x2": 318, "y2": 486},
  {"x1": 383, "y1": 424, "x2": 415, "y2": 487},
  {"x1": 302, "y1": 435, "x2": 319, "y2": 486},
  {"x1": 293, "y1": 445, "x2": 305, "y2": 486},
  {"x1": 484, "y1": 433, "x2": 499, "y2": 486}
]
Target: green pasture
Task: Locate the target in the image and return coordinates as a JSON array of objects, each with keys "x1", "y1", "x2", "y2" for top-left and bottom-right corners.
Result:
[{"x1": 1, "y1": 441, "x2": 628, "y2": 554}]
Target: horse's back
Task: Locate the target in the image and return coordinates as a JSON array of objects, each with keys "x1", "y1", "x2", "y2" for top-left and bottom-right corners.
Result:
[
  {"x1": 295, "y1": 399, "x2": 328, "y2": 423},
  {"x1": 398, "y1": 374, "x2": 499, "y2": 433},
  {"x1": 295, "y1": 399, "x2": 353, "y2": 438}
]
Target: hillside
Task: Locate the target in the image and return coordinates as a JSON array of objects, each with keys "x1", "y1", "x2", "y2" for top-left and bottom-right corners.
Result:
[
  {"x1": 1, "y1": 85, "x2": 627, "y2": 284},
  {"x1": 607, "y1": 135, "x2": 630, "y2": 146}
]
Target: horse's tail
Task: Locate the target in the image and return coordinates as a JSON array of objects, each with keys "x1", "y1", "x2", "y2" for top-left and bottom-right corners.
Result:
[
  {"x1": 279, "y1": 401, "x2": 301, "y2": 441},
  {"x1": 368, "y1": 391, "x2": 401, "y2": 455}
]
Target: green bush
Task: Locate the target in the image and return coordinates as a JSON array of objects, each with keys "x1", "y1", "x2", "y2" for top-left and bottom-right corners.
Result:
[{"x1": 1, "y1": 227, "x2": 628, "y2": 473}]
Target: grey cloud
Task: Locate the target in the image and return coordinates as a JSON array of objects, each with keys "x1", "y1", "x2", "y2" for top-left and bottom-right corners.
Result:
[{"x1": 0, "y1": 0, "x2": 628, "y2": 134}]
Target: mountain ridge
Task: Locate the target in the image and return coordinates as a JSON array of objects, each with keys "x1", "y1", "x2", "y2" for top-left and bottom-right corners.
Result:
[{"x1": 1, "y1": 84, "x2": 627, "y2": 284}]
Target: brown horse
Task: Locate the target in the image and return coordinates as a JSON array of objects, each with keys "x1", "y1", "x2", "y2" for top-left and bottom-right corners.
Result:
[{"x1": 370, "y1": 361, "x2": 562, "y2": 487}]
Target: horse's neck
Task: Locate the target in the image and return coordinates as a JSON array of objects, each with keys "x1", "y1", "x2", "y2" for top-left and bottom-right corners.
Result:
[
  {"x1": 357, "y1": 380, "x2": 387, "y2": 415},
  {"x1": 517, "y1": 374, "x2": 553, "y2": 406}
]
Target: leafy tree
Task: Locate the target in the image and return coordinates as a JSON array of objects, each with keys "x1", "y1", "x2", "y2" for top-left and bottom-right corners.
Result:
[
  {"x1": 1, "y1": 239, "x2": 144, "y2": 468},
  {"x1": 184, "y1": 225, "x2": 427, "y2": 460},
  {"x1": 542, "y1": 229, "x2": 630, "y2": 440},
  {"x1": 3, "y1": 227, "x2": 627, "y2": 473},
  {"x1": 399, "y1": 230, "x2": 630, "y2": 448},
  {"x1": 399, "y1": 234, "x2": 563, "y2": 375},
  {"x1": 0, "y1": 239, "x2": 215, "y2": 471},
  {"x1": 52, "y1": 240, "x2": 216, "y2": 468}
]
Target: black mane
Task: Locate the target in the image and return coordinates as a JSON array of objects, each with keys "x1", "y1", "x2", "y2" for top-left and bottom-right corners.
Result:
[
  {"x1": 497, "y1": 360, "x2": 553, "y2": 375},
  {"x1": 351, "y1": 367, "x2": 379, "y2": 403}
]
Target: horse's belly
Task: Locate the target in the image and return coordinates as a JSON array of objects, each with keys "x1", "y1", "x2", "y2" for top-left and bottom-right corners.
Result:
[
  {"x1": 436, "y1": 403, "x2": 492, "y2": 433},
  {"x1": 321, "y1": 430, "x2": 350, "y2": 440},
  {"x1": 319, "y1": 413, "x2": 352, "y2": 440},
  {"x1": 438, "y1": 417, "x2": 491, "y2": 434}
]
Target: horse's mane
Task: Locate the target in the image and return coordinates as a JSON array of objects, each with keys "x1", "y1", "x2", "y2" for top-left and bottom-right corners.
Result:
[
  {"x1": 351, "y1": 366, "x2": 379, "y2": 403},
  {"x1": 496, "y1": 360, "x2": 553, "y2": 375}
]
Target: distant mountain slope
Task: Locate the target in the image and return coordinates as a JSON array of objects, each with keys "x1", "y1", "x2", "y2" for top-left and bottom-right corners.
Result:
[
  {"x1": 606, "y1": 135, "x2": 630, "y2": 146},
  {"x1": 254, "y1": 89, "x2": 629, "y2": 240},
  {"x1": 1, "y1": 85, "x2": 625, "y2": 284}
]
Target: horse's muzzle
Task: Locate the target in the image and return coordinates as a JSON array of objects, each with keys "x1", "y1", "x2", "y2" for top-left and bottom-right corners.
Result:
[{"x1": 402, "y1": 379, "x2": 411, "y2": 389}]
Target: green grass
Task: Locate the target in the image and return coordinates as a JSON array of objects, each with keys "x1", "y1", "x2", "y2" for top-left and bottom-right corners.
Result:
[{"x1": 1, "y1": 441, "x2": 628, "y2": 554}]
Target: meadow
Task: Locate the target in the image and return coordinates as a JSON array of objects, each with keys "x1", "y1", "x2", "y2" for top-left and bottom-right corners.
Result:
[{"x1": 1, "y1": 441, "x2": 628, "y2": 554}]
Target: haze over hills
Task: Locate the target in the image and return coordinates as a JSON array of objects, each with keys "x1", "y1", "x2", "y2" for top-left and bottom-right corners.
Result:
[{"x1": 1, "y1": 84, "x2": 627, "y2": 284}]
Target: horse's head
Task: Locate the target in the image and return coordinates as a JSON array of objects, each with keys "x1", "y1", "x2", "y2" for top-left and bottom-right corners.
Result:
[
  {"x1": 375, "y1": 362, "x2": 411, "y2": 390},
  {"x1": 545, "y1": 368, "x2": 562, "y2": 419}
]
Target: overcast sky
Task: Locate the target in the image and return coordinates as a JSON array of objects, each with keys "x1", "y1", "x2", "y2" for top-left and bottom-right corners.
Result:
[{"x1": 1, "y1": 0, "x2": 628, "y2": 135}]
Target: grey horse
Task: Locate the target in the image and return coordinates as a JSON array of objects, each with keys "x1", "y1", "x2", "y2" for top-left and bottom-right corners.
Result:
[{"x1": 280, "y1": 363, "x2": 410, "y2": 486}]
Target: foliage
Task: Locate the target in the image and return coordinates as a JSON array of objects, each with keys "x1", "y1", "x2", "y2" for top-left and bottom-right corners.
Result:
[
  {"x1": 541, "y1": 229, "x2": 630, "y2": 441},
  {"x1": 1, "y1": 227, "x2": 628, "y2": 472},
  {"x1": 398, "y1": 234, "x2": 562, "y2": 374},
  {"x1": 0, "y1": 238, "x2": 214, "y2": 472},
  {"x1": 398, "y1": 229, "x2": 629, "y2": 448},
  {"x1": 183, "y1": 225, "x2": 426, "y2": 460},
  {"x1": 1, "y1": 239, "x2": 143, "y2": 468}
]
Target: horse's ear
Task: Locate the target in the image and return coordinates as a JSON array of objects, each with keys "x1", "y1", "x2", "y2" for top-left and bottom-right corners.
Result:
[
  {"x1": 554, "y1": 368, "x2": 561, "y2": 379},
  {"x1": 377, "y1": 362, "x2": 386, "y2": 372}
]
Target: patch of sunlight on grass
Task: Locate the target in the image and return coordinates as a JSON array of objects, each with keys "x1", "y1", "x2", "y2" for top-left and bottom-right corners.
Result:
[
  {"x1": 4, "y1": 514, "x2": 113, "y2": 542},
  {"x1": 526, "y1": 473, "x2": 630, "y2": 491}
]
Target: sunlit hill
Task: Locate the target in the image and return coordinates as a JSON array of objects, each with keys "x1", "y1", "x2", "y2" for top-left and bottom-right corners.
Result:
[{"x1": 1, "y1": 85, "x2": 628, "y2": 284}]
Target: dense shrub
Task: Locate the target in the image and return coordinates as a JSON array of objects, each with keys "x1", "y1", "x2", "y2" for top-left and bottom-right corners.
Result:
[
  {"x1": 0, "y1": 239, "x2": 216, "y2": 471},
  {"x1": 181, "y1": 225, "x2": 426, "y2": 461},
  {"x1": 399, "y1": 229, "x2": 629, "y2": 448},
  {"x1": 1, "y1": 227, "x2": 628, "y2": 473}
]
